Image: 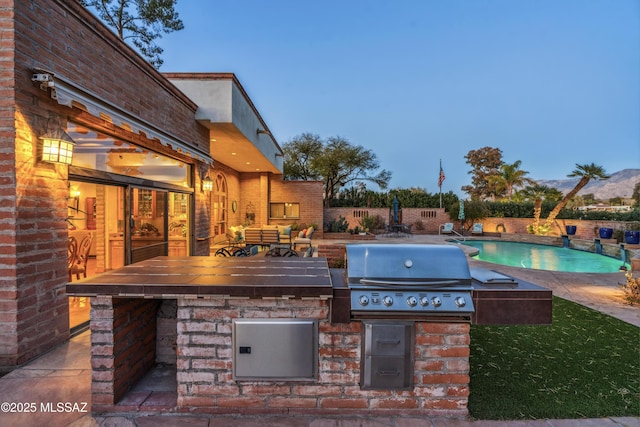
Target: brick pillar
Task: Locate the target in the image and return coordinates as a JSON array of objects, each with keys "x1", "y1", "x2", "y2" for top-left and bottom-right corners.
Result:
[
  {"x1": 0, "y1": 113, "x2": 70, "y2": 372},
  {"x1": 91, "y1": 297, "x2": 160, "y2": 409},
  {"x1": 317, "y1": 244, "x2": 346, "y2": 268}
]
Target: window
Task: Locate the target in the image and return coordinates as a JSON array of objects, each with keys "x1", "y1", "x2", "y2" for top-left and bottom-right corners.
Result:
[
  {"x1": 269, "y1": 203, "x2": 300, "y2": 219},
  {"x1": 67, "y1": 123, "x2": 192, "y2": 188},
  {"x1": 212, "y1": 174, "x2": 227, "y2": 238}
]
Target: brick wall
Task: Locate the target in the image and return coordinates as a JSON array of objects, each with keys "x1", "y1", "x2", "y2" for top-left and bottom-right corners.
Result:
[
  {"x1": 317, "y1": 245, "x2": 346, "y2": 268},
  {"x1": 175, "y1": 297, "x2": 470, "y2": 417},
  {"x1": 0, "y1": 0, "x2": 212, "y2": 369},
  {"x1": 325, "y1": 209, "x2": 639, "y2": 240},
  {"x1": 91, "y1": 297, "x2": 160, "y2": 409},
  {"x1": 324, "y1": 208, "x2": 449, "y2": 234},
  {"x1": 270, "y1": 179, "x2": 324, "y2": 237}
]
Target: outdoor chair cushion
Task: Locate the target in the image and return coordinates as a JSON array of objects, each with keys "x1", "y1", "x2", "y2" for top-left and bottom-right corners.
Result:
[
  {"x1": 472, "y1": 223, "x2": 484, "y2": 235},
  {"x1": 441, "y1": 223, "x2": 454, "y2": 234},
  {"x1": 294, "y1": 226, "x2": 314, "y2": 249}
]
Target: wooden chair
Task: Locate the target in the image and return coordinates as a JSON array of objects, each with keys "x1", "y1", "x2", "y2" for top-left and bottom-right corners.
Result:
[
  {"x1": 70, "y1": 234, "x2": 92, "y2": 280},
  {"x1": 68, "y1": 237, "x2": 78, "y2": 282}
]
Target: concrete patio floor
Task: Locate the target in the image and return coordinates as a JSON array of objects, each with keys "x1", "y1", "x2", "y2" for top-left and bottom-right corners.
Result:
[{"x1": 0, "y1": 234, "x2": 638, "y2": 427}]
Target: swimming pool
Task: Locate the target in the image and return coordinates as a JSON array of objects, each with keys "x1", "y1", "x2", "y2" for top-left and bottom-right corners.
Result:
[{"x1": 461, "y1": 240, "x2": 629, "y2": 273}]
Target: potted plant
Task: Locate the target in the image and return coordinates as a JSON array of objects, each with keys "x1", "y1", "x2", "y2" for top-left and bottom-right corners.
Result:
[
  {"x1": 624, "y1": 230, "x2": 640, "y2": 244},
  {"x1": 624, "y1": 222, "x2": 640, "y2": 245},
  {"x1": 565, "y1": 225, "x2": 577, "y2": 235},
  {"x1": 599, "y1": 227, "x2": 614, "y2": 239}
]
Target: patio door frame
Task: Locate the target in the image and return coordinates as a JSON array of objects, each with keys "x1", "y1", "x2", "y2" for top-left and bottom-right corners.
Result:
[{"x1": 69, "y1": 166, "x2": 194, "y2": 267}]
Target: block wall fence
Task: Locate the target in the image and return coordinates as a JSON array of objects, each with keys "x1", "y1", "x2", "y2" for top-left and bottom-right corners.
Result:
[{"x1": 324, "y1": 208, "x2": 638, "y2": 240}]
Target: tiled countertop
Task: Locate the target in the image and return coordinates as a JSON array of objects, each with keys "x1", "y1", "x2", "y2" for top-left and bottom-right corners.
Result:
[{"x1": 66, "y1": 256, "x2": 334, "y2": 298}]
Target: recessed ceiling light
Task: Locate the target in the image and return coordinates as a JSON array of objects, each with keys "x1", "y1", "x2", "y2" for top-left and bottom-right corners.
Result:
[{"x1": 231, "y1": 152, "x2": 236, "y2": 155}]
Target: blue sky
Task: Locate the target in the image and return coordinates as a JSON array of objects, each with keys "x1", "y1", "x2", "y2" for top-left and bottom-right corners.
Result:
[{"x1": 159, "y1": 0, "x2": 639, "y2": 197}]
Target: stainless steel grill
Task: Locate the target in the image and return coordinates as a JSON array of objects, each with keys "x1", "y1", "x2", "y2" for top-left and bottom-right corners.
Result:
[{"x1": 346, "y1": 244, "x2": 475, "y2": 321}]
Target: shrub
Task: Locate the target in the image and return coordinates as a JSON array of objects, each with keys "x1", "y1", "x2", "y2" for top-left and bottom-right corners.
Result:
[
  {"x1": 621, "y1": 272, "x2": 640, "y2": 305},
  {"x1": 358, "y1": 215, "x2": 376, "y2": 232},
  {"x1": 325, "y1": 216, "x2": 349, "y2": 232}
]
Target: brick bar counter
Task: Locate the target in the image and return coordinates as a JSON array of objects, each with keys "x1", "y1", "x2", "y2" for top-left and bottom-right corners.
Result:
[{"x1": 67, "y1": 256, "x2": 473, "y2": 418}]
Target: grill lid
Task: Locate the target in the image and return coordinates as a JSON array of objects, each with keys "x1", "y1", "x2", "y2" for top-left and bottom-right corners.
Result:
[{"x1": 346, "y1": 244, "x2": 471, "y2": 287}]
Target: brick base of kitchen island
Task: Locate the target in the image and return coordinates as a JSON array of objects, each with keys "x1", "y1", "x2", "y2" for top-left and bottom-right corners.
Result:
[{"x1": 90, "y1": 296, "x2": 471, "y2": 418}]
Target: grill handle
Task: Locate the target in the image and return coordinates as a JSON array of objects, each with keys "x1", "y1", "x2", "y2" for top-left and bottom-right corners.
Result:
[
  {"x1": 376, "y1": 369, "x2": 400, "y2": 377},
  {"x1": 359, "y1": 279, "x2": 462, "y2": 287},
  {"x1": 376, "y1": 339, "x2": 401, "y2": 345}
]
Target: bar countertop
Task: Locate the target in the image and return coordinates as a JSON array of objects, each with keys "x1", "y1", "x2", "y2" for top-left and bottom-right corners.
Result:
[{"x1": 66, "y1": 256, "x2": 334, "y2": 299}]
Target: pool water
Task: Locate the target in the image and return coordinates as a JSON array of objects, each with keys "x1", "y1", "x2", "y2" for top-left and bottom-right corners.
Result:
[{"x1": 461, "y1": 240, "x2": 629, "y2": 273}]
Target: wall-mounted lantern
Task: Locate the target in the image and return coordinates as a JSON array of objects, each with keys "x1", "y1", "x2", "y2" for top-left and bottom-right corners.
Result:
[
  {"x1": 40, "y1": 132, "x2": 75, "y2": 165},
  {"x1": 202, "y1": 175, "x2": 213, "y2": 192},
  {"x1": 39, "y1": 116, "x2": 75, "y2": 165}
]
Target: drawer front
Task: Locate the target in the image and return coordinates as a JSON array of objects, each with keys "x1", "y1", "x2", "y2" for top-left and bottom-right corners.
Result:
[
  {"x1": 233, "y1": 319, "x2": 318, "y2": 380},
  {"x1": 361, "y1": 355, "x2": 413, "y2": 389},
  {"x1": 363, "y1": 321, "x2": 413, "y2": 356}
]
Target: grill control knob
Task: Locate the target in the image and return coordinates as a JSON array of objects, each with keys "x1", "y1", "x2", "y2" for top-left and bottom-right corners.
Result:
[
  {"x1": 358, "y1": 295, "x2": 369, "y2": 306},
  {"x1": 431, "y1": 296, "x2": 442, "y2": 307},
  {"x1": 382, "y1": 295, "x2": 394, "y2": 306},
  {"x1": 455, "y1": 296, "x2": 467, "y2": 307},
  {"x1": 406, "y1": 296, "x2": 418, "y2": 307},
  {"x1": 419, "y1": 296, "x2": 429, "y2": 306}
]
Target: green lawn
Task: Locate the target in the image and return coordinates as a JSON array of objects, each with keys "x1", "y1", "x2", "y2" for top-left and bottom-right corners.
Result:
[{"x1": 469, "y1": 296, "x2": 640, "y2": 420}]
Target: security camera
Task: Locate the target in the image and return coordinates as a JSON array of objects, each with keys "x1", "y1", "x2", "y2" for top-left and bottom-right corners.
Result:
[{"x1": 31, "y1": 73, "x2": 52, "y2": 82}]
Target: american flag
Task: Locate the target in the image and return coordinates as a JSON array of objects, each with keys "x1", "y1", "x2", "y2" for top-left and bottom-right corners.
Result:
[{"x1": 438, "y1": 161, "x2": 445, "y2": 187}]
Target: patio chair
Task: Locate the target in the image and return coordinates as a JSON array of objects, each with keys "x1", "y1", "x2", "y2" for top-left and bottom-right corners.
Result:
[
  {"x1": 471, "y1": 223, "x2": 484, "y2": 236},
  {"x1": 293, "y1": 226, "x2": 314, "y2": 250},
  {"x1": 70, "y1": 234, "x2": 92, "y2": 280},
  {"x1": 440, "y1": 223, "x2": 454, "y2": 235}
]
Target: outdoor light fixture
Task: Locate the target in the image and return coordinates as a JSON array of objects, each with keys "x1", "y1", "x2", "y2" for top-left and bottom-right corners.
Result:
[
  {"x1": 202, "y1": 175, "x2": 213, "y2": 192},
  {"x1": 40, "y1": 129, "x2": 75, "y2": 165}
]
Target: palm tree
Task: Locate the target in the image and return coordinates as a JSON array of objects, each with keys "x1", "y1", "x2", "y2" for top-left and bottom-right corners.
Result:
[
  {"x1": 522, "y1": 184, "x2": 554, "y2": 234},
  {"x1": 500, "y1": 160, "x2": 533, "y2": 200},
  {"x1": 542, "y1": 163, "x2": 610, "y2": 230}
]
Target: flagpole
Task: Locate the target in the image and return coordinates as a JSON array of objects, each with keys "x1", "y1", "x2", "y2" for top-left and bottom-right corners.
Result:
[{"x1": 438, "y1": 159, "x2": 444, "y2": 208}]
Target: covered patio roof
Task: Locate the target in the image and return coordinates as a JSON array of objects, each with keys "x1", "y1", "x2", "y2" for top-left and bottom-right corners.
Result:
[{"x1": 165, "y1": 73, "x2": 284, "y2": 174}]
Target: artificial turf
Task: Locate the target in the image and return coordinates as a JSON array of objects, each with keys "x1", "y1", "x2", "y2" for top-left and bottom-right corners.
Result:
[{"x1": 468, "y1": 296, "x2": 640, "y2": 420}]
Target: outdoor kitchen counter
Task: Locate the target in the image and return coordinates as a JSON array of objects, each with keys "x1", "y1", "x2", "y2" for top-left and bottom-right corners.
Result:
[{"x1": 66, "y1": 256, "x2": 334, "y2": 299}]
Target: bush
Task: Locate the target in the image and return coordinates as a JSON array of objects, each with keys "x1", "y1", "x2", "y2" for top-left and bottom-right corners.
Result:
[
  {"x1": 325, "y1": 216, "x2": 349, "y2": 232},
  {"x1": 621, "y1": 272, "x2": 640, "y2": 305},
  {"x1": 358, "y1": 215, "x2": 376, "y2": 232}
]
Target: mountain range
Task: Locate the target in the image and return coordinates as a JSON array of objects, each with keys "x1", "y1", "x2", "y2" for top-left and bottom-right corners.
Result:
[{"x1": 536, "y1": 169, "x2": 639, "y2": 201}]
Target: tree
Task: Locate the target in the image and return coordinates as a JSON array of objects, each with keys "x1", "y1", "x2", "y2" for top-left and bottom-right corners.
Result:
[
  {"x1": 317, "y1": 137, "x2": 391, "y2": 207},
  {"x1": 521, "y1": 184, "x2": 556, "y2": 234},
  {"x1": 282, "y1": 133, "x2": 323, "y2": 181},
  {"x1": 80, "y1": 0, "x2": 184, "y2": 68},
  {"x1": 282, "y1": 134, "x2": 391, "y2": 208},
  {"x1": 632, "y1": 182, "x2": 640, "y2": 207},
  {"x1": 462, "y1": 147, "x2": 503, "y2": 200},
  {"x1": 542, "y1": 163, "x2": 611, "y2": 230},
  {"x1": 609, "y1": 197, "x2": 623, "y2": 206},
  {"x1": 448, "y1": 199, "x2": 490, "y2": 230},
  {"x1": 497, "y1": 160, "x2": 533, "y2": 200}
]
